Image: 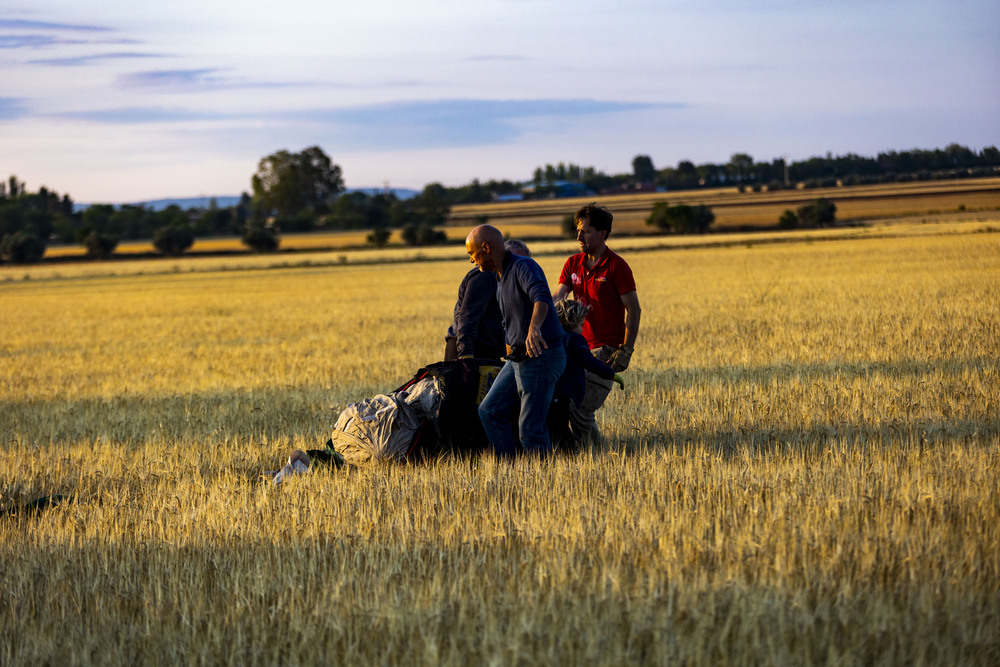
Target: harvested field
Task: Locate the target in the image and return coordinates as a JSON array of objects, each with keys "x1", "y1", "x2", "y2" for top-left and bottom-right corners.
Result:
[{"x1": 2, "y1": 217, "x2": 998, "y2": 665}]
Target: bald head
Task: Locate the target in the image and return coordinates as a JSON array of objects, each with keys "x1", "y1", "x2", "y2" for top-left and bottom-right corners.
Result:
[
  {"x1": 466, "y1": 224, "x2": 506, "y2": 274},
  {"x1": 467, "y1": 224, "x2": 504, "y2": 248}
]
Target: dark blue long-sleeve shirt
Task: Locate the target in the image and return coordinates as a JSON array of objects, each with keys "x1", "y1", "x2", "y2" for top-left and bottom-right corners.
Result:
[
  {"x1": 555, "y1": 331, "x2": 616, "y2": 405},
  {"x1": 497, "y1": 252, "x2": 564, "y2": 348},
  {"x1": 449, "y1": 267, "x2": 505, "y2": 359}
]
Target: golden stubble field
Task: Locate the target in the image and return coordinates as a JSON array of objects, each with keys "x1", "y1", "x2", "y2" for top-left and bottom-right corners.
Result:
[{"x1": 2, "y1": 220, "x2": 999, "y2": 665}]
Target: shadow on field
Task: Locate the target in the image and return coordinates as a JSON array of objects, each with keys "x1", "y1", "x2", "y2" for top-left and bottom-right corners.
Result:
[
  {"x1": 614, "y1": 354, "x2": 998, "y2": 456},
  {"x1": 615, "y1": 417, "x2": 996, "y2": 459},
  {"x1": 648, "y1": 355, "x2": 998, "y2": 392},
  {"x1": 2, "y1": 355, "x2": 995, "y2": 462},
  {"x1": 0, "y1": 388, "x2": 338, "y2": 446}
]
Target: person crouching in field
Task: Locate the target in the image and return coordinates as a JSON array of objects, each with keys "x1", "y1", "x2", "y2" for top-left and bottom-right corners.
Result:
[{"x1": 548, "y1": 299, "x2": 624, "y2": 451}]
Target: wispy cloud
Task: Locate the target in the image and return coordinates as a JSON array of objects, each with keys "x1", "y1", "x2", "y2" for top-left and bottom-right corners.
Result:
[
  {"x1": 466, "y1": 55, "x2": 530, "y2": 62},
  {"x1": 292, "y1": 98, "x2": 672, "y2": 150},
  {"x1": 117, "y1": 68, "x2": 304, "y2": 92},
  {"x1": 28, "y1": 51, "x2": 166, "y2": 66},
  {"x1": 0, "y1": 19, "x2": 112, "y2": 32},
  {"x1": 44, "y1": 97, "x2": 678, "y2": 152},
  {"x1": 0, "y1": 34, "x2": 84, "y2": 48},
  {"x1": 1, "y1": 18, "x2": 121, "y2": 50},
  {"x1": 45, "y1": 98, "x2": 672, "y2": 150},
  {"x1": 0, "y1": 97, "x2": 28, "y2": 121},
  {"x1": 52, "y1": 106, "x2": 226, "y2": 124}
]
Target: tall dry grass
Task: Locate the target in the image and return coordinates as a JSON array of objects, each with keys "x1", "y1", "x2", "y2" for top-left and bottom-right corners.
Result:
[{"x1": 1, "y1": 221, "x2": 998, "y2": 665}]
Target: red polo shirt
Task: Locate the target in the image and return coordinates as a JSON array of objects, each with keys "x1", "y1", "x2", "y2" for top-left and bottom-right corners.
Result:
[{"x1": 558, "y1": 248, "x2": 636, "y2": 348}]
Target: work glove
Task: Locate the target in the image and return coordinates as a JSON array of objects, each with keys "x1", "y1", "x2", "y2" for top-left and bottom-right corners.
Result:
[
  {"x1": 612, "y1": 373, "x2": 625, "y2": 390},
  {"x1": 609, "y1": 344, "x2": 633, "y2": 372}
]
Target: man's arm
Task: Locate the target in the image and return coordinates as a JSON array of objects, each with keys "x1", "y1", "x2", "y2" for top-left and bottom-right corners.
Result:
[
  {"x1": 455, "y1": 272, "x2": 496, "y2": 357},
  {"x1": 553, "y1": 283, "x2": 571, "y2": 302},
  {"x1": 525, "y1": 301, "x2": 550, "y2": 357},
  {"x1": 620, "y1": 290, "x2": 641, "y2": 349}
]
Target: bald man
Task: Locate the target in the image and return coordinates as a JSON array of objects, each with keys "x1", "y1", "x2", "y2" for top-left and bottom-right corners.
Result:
[{"x1": 466, "y1": 225, "x2": 565, "y2": 457}]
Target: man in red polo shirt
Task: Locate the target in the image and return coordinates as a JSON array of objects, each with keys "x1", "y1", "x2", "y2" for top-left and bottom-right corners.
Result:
[{"x1": 554, "y1": 202, "x2": 641, "y2": 445}]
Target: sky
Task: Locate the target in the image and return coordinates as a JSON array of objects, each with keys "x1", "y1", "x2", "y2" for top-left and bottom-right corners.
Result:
[{"x1": 2, "y1": 0, "x2": 998, "y2": 204}]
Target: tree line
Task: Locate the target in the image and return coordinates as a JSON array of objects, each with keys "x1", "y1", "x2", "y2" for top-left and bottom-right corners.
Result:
[
  {"x1": 1, "y1": 143, "x2": 997, "y2": 263},
  {"x1": 528, "y1": 144, "x2": 1000, "y2": 197}
]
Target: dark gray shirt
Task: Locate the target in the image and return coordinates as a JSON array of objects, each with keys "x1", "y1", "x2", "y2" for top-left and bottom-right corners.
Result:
[
  {"x1": 449, "y1": 267, "x2": 505, "y2": 359},
  {"x1": 497, "y1": 252, "x2": 564, "y2": 348}
]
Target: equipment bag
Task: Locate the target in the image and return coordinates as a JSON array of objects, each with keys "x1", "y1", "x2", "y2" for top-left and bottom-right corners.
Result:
[
  {"x1": 329, "y1": 376, "x2": 444, "y2": 465},
  {"x1": 394, "y1": 359, "x2": 502, "y2": 457}
]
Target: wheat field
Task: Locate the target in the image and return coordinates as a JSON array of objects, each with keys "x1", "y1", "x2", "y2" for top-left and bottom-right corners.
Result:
[{"x1": 2, "y1": 220, "x2": 998, "y2": 665}]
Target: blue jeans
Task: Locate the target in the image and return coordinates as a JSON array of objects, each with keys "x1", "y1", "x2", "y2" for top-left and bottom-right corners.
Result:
[{"x1": 478, "y1": 344, "x2": 567, "y2": 458}]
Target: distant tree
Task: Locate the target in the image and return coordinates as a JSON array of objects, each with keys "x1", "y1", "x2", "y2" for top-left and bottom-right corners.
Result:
[
  {"x1": 80, "y1": 204, "x2": 113, "y2": 239},
  {"x1": 367, "y1": 225, "x2": 390, "y2": 247},
  {"x1": 392, "y1": 183, "x2": 451, "y2": 229},
  {"x1": 0, "y1": 176, "x2": 73, "y2": 261},
  {"x1": 242, "y1": 225, "x2": 279, "y2": 252},
  {"x1": 152, "y1": 225, "x2": 194, "y2": 256},
  {"x1": 234, "y1": 192, "x2": 253, "y2": 230},
  {"x1": 0, "y1": 231, "x2": 46, "y2": 263},
  {"x1": 327, "y1": 191, "x2": 396, "y2": 230},
  {"x1": 251, "y1": 146, "x2": 344, "y2": 219},
  {"x1": 661, "y1": 160, "x2": 699, "y2": 189},
  {"x1": 273, "y1": 210, "x2": 315, "y2": 233},
  {"x1": 412, "y1": 183, "x2": 451, "y2": 225},
  {"x1": 0, "y1": 200, "x2": 26, "y2": 239},
  {"x1": 728, "y1": 153, "x2": 755, "y2": 184},
  {"x1": 156, "y1": 205, "x2": 189, "y2": 230},
  {"x1": 195, "y1": 198, "x2": 236, "y2": 236},
  {"x1": 6, "y1": 175, "x2": 24, "y2": 198},
  {"x1": 692, "y1": 204, "x2": 715, "y2": 233},
  {"x1": 83, "y1": 231, "x2": 118, "y2": 259},
  {"x1": 646, "y1": 202, "x2": 714, "y2": 234},
  {"x1": 796, "y1": 198, "x2": 837, "y2": 227},
  {"x1": 327, "y1": 191, "x2": 369, "y2": 229},
  {"x1": 632, "y1": 155, "x2": 656, "y2": 183},
  {"x1": 401, "y1": 223, "x2": 447, "y2": 246},
  {"x1": 106, "y1": 205, "x2": 143, "y2": 239},
  {"x1": 778, "y1": 209, "x2": 799, "y2": 229}
]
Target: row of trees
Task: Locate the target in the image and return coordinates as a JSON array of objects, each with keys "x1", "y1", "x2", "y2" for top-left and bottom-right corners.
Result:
[
  {"x1": 522, "y1": 144, "x2": 1000, "y2": 198},
  {"x1": 1, "y1": 176, "x2": 74, "y2": 262},
  {"x1": 0, "y1": 146, "x2": 461, "y2": 262},
  {"x1": 2, "y1": 143, "x2": 993, "y2": 263}
]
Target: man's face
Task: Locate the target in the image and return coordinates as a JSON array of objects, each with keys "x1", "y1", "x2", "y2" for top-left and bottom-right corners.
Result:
[
  {"x1": 576, "y1": 218, "x2": 607, "y2": 254},
  {"x1": 466, "y1": 238, "x2": 491, "y2": 272}
]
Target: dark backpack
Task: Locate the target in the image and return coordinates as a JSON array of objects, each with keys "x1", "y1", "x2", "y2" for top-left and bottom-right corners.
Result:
[{"x1": 394, "y1": 359, "x2": 502, "y2": 458}]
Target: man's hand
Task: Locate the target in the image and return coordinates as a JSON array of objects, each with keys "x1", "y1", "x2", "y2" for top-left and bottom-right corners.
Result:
[
  {"x1": 525, "y1": 301, "x2": 551, "y2": 358},
  {"x1": 525, "y1": 326, "x2": 547, "y2": 357},
  {"x1": 609, "y1": 344, "x2": 633, "y2": 372}
]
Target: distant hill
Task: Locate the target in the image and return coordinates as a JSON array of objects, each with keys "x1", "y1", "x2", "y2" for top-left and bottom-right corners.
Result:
[
  {"x1": 75, "y1": 188, "x2": 418, "y2": 212},
  {"x1": 137, "y1": 196, "x2": 244, "y2": 211}
]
